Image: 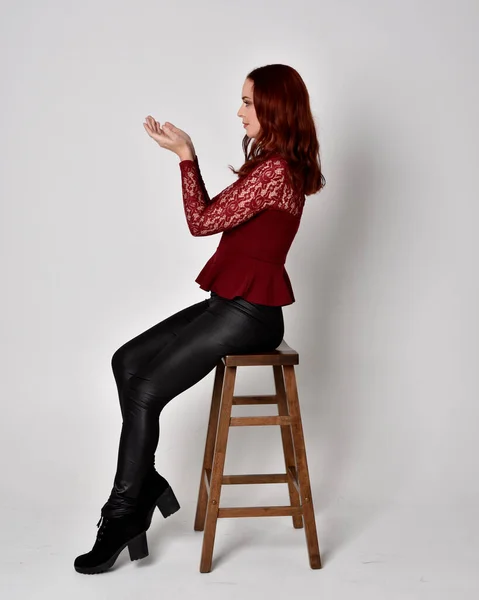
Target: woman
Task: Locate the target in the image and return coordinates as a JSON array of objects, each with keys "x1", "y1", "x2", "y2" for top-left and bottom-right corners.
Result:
[{"x1": 74, "y1": 63, "x2": 325, "y2": 574}]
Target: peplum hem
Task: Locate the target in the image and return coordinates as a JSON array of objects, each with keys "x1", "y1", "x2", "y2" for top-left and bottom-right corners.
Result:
[{"x1": 195, "y1": 252, "x2": 295, "y2": 306}]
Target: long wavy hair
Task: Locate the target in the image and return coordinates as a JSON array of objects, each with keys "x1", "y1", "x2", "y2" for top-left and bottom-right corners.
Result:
[{"x1": 228, "y1": 64, "x2": 326, "y2": 197}]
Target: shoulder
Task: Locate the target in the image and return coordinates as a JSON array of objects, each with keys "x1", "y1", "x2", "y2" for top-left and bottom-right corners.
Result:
[
  {"x1": 260, "y1": 155, "x2": 304, "y2": 215},
  {"x1": 234, "y1": 154, "x2": 291, "y2": 195},
  {"x1": 251, "y1": 154, "x2": 290, "y2": 182}
]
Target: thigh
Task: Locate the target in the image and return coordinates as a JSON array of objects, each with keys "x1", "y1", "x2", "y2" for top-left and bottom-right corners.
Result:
[
  {"x1": 111, "y1": 295, "x2": 211, "y2": 375},
  {"x1": 131, "y1": 295, "x2": 284, "y2": 403}
]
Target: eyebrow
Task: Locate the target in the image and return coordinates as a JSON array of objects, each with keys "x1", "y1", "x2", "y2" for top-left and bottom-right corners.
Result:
[{"x1": 242, "y1": 96, "x2": 251, "y2": 100}]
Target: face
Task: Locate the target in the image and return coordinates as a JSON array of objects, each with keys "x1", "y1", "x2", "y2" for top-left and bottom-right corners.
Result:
[{"x1": 237, "y1": 78, "x2": 261, "y2": 138}]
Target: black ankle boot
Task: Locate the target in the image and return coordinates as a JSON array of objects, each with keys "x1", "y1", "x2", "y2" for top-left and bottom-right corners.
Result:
[
  {"x1": 74, "y1": 512, "x2": 149, "y2": 574},
  {"x1": 139, "y1": 469, "x2": 181, "y2": 529}
]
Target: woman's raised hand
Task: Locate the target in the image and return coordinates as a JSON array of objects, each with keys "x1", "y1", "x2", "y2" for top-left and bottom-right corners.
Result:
[{"x1": 143, "y1": 116, "x2": 194, "y2": 158}]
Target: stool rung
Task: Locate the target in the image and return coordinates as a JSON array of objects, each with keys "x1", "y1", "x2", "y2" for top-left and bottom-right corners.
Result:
[
  {"x1": 218, "y1": 505, "x2": 304, "y2": 518},
  {"x1": 204, "y1": 469, "x2": 299, "y2": 489},
  {"x1": 232, "y1": 395, "x2": 278, "y2": 405},
  {"x1": 222, "y1": 473, "x2": 288, "y2": 485},
  {"x1": 230, "y1": 416, "x2": 294, "y2": 426}
]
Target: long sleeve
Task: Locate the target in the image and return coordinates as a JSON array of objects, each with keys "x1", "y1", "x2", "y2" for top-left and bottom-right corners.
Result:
[{"x1": 179, "y1": 154, "x2": 292, "y2": 237}]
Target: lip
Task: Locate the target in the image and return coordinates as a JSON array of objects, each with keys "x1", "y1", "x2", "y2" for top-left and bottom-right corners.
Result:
[{"x1": 243, "y1": 123, "x2": 248, "y2": 127}]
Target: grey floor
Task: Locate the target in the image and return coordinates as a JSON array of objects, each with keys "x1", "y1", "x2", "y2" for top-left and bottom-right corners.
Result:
[{"x1": 3, "y1": 496, "x2": 478, "y2": 600}]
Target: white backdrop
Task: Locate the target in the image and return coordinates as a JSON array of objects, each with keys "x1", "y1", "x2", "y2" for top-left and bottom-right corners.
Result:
[{"x1": 1, "y1": 0, "x2": 478, "y2": 598}]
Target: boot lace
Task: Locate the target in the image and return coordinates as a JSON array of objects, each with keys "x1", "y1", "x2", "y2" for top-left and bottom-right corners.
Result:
[{"x1": 96, "y1": 515, "x2": 110, "y2": 541}]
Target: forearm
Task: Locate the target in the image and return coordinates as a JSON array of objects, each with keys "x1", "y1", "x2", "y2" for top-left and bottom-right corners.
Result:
[{"x1": 179, "y1": 153, "x2": 212, "y2": 235}]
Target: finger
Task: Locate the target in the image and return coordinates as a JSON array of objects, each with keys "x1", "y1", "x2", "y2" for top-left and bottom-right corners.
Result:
[
  {"x1": 143, "y1": 123, "x2": 154, "y2": 137},
  {"x1": 144, "y1": 122, "x2": 162, "y2": 139},
  {"x1": 147, "y1": 116, "x2": 156, "y2": 130}
]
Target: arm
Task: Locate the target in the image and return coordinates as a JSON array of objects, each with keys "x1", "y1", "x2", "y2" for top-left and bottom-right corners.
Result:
[{"x1": 179, "y1": 155, "x2": 288, "y2": 237}]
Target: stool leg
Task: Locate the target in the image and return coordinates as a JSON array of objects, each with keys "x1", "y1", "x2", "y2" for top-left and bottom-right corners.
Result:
[
  {"x1": 283, "y1": 365, "x2": 322, "y2": 569},
  {"x1": 273, "y1": 365, "x2": 303, "y2": 529},
  {"x1": 200, "y1": 365, "x2": 236, "y2": 573},
  {"x1": 194, "y1": 361, "x2": 225, "y2": 531}
]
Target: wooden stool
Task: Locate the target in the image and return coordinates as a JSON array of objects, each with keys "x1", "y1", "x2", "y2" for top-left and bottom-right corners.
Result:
[{"x1": 193, "y1": 340, "x2": 322, "y2": 572}]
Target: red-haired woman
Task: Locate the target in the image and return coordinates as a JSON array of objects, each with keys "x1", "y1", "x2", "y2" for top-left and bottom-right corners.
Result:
[{"x1": 74, "y1": 63, "x2": 326, "y2": 574}]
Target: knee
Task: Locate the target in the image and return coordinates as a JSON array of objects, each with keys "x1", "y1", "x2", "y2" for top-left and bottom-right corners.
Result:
[
  {"x1": 111, "y1": 347, "x2": 124, "y2": 377},
  {"x1": 111, "y1": 344, "x2": 136, "y2": 379}
]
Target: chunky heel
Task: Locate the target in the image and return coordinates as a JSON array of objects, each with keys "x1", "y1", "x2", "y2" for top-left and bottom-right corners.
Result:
[
  {"x1": 156, "y1": 485, "x2": 181, "y2": 518},
  {"x1": 127, "y1": 531, "x2": 149, "y2": 561}
]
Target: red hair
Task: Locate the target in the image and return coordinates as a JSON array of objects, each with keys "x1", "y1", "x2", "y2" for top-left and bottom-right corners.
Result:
[{"x1": 228, "y1": 64, "x2": 326, "y2": 197}]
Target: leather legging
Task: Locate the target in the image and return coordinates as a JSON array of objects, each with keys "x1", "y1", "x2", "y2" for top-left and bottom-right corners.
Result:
[{"x1": 101, "y1": 290, "x2": 285, "y2": 518}]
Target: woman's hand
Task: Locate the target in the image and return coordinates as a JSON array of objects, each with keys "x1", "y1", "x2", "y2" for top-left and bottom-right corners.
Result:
[{"x1": 143, "y1": 116, "x2": 195, "y2": 158}]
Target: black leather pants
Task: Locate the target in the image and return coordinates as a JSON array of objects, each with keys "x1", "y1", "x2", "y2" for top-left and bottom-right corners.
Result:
[{"x1": 102, "y1": 290, "x2": 285, "y2": 518}]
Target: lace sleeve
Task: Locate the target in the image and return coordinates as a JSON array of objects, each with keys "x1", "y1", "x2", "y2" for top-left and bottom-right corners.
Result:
[{"x1": 179, "y1": 155, "x2": 295, "y2": 237}]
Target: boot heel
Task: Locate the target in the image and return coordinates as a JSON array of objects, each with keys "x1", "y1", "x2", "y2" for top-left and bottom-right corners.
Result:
[
  {"x1": 127, "y1": 531, "x2": 149, "y2": 561},
  {"x1": 156, "y1": 485, "x2": 181, "y2": 518}
]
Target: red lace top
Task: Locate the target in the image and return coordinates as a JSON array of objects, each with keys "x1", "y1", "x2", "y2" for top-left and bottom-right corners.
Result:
[{"x1": 179, "y1": 152, "x2": 306, "y2": 306}]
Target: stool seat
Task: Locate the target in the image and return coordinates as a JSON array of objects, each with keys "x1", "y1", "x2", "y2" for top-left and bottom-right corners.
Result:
[
  {"x1": 194, "y1": 338, "x2": 322, "y2": 573},
  {"x1": 223, "y1": 339, "x2": 299, "y2": 366}
]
